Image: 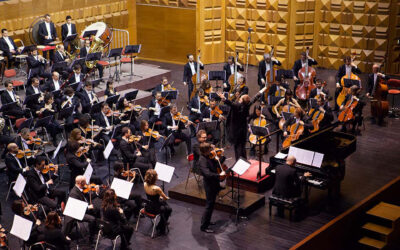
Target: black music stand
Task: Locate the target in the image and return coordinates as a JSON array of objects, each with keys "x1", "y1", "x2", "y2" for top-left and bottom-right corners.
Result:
[
  {"x1": 159, "y1": 133, "x2": 179, "y2": 179},
  {"x1": 161, "y1": 90, "x2": 178, "y2": 101},
  {"x1": 0, "y1": 101, "x2": 17, "y2": 113},
  {"x1": 82, "y1": 30, "x2": 97, "y2": 39},
  {"x1": 85, "y1": 52, "x2": 102, "y2": 80},
  {"x1": 343, "y1": 78, "x2": 361, "y2": 88},
  {"x1": 69, "y1": 82, "x2": 81, "y2": 92},
  {"x1": 208, "y1": 71, "x2": 226, "y2": 91},
  {"x1": 51, "y1": 90, "x2": 62, "y2": 99},
  {"x1": 250, "y1": 125, "x2": 270, "y2": 180},
  {"x1": 107, "y1": 47, "x2": 123, "y2": 83},
  {"x1": 63, "y1": 34, "x2": 77, "y2": 44},
  {"x1": 23, "y1": 93, "x2": 40, "y2": 106},
  {"x1": 34, "y1": 115, "x2": 54, "y2": 141},
  {"x1": 125, "y1": 90, "x2": 138, "y2": 101},
  {"x1": 123, "y1": 44, "x2": 142, "y2": 78},
  {"x1": 58, "y1": 106, "x2": 74, "y2": 120},
  {"x1": 196, "y1": 121, "x2": 218, "y2": 133},
  {"x1": 90, "y1": 101, "x2": 104, "y2": 115},
  {"x1": 69, "y1": 58, "x2": 85, "y2": 71},
  {"x1": 106, "y1": 94, "x2": 120, "y2": 107},
  {"x1": 89, "y1": 79, "x2": 101, "y2": 89},
  {"x1": 52, "y1": 61, "x2": 68, "y2": 75}
]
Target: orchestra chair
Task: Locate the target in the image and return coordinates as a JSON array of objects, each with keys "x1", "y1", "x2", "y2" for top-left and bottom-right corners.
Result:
[
  {"x1": 2, "y1": 68, "x2": 25, "y2": 92},
  {"x1": 120, "y1": 159, "x2": 144, "y2": 183},
  {"x1": 135, "y1": 206, "x2": 168, "y2": 238},
  {"x1": 28, "y1": 241, "x2": 56, "y2": 250},
  {"x1": 95, "y1": 219, "x2": 121, "y2": 250},
  {"x1": 185, "y1": 153, "x2": 202, "y2": 191},
  {"x1": 5, "y1": 181, "x2": 16, "y2": 201},
  {"x1": 388, "y1": 79, "x2": 400, "y2": 118},
  {"x1": 268, "y1": 195, "x2": 304, "y2": 221}
]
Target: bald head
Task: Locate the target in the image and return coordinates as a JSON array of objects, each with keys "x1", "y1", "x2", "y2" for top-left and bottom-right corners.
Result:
[
  {"x1": 7, "y1": 143, "x2": 18, "y2": 153},
  {"x1": 372, "y1": 63, "x2": 380, "y2": 73},
  {"x1": 286, "y1": 155, "x2": 296, "y2": 166},
  {"x1": 75, "y1": 175, "x2": 86, "y2": 188}
]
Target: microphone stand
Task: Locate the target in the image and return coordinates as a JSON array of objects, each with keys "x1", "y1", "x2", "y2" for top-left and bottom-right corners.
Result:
[{"x1": 245, "y1": 28, "x2": 253, "y2": 78}]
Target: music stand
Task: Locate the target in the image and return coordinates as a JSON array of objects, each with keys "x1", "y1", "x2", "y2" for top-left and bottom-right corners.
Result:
[
  {"x1": 0, "y1": 101, "x2": 17, "y2": 112},
  {"x1": 159, "y1": 133, "x2": 179, "y2": 178},
  {"x1": 196, "y1": 121, "x2": 218, "y2": 133},
  {"x1": 161, "y1": 90, "x2": 178, "y2": 101},
  {"x1": 34, "y1": 115, "x2": 53, "y2": 142},
  {"x1": 106, "y1": 94, "x2": 120, "y2": 107},
  {"x1": 90, "y1": 101, "x2": 104, "y2": 115},
  {"x1": 69, "y1": 58, "x2": 85, "y2": 71},
  {"x1": 52, "y1": 61, "x2": 68, "y2": 75},
  {"x1": 124, "y1": 90, "x2": 138, "y2": 101},
  {"x1": 208, "y1": 71, "x2": 226, "y2": 91},
  {"x1": 58, "y1": 106, "x2": 74, "y2": 120},
  {"x1": 23, "y1": 93, "x2": 40, "y2": 106},
  {"x1": 63, "y1": 34, "x2": 77, "y2": 44},
  {"x1": 82, "y1": 30, "x2": 97, "y2": 39},
  {"x1": 89, "y1": 79, "x2": 101, "y2": 89},
  {"x1": 230, "y1": 158, "x2": 251, "y2": 224},
  {"x1": 343, "y1": 78, "x2": 361, "y2": 88},
  {"x1": 86, "y1": 52, "x2": 101, "y2": 62},
  {"x1": 108, "y1": 47, "x2": 123, "y2": 83},
  {"x1": 69, "y1": 82, "x2": 81, "y2": 92},
  {"x1": 17, "y1": 118, "x2": 33, "y2": 133},
  {"x1": 250, "y1": 125, "x2": 270, "y2": 180},
  {"x1": 160, "y1": 106, "x2": 171, "y2": 118},
  {"x1": 123, "y1": 44, "x2": 142, "y2": 78}
]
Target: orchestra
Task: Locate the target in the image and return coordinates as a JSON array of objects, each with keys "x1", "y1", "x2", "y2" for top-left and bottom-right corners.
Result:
[{"x1": 0, "y1": 11, "x2": 396, "y2": 248}]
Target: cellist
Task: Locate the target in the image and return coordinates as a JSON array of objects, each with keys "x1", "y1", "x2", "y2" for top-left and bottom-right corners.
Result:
[
  {"x1": 282, "y1": 107, "x2": 313, "y2": 138},
  {"x1": 292, "y1": 51, "x2": 318, "y2": 97},
  {"x1": 335, "y1": 56, "x2": 362, "y2": 110},
  {"x1": 339, "y1": 86, "x2": 365, "y2": 134},
  {"x1": 258, "y1": 52, "x2": 282, "y2": 89}
]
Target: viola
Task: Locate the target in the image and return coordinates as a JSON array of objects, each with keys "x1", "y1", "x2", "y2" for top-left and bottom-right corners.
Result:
[
  {"x1": 338, "y1": 97, "x2": 359, "y2": 122},
  {"x1": 143, "y1": 129, "x2": 164, "y2": 139},
  {"x1": 26, "y1": 136, "x2": 49, "y2": 146},
  {"x1": 41, "y1": 163, "x2": 65, "y2": 174},
  {"x1": 121, "y1": 170, "x2": 136, "y2": 178},
  {"x1": 210, "y1": 106, "x2": 223, "y2": 118},
  {"x1": 83, "y1": 183, "x2": 97, "y2": 193},
  {"x1": 157, "y1": 97, "x2": 170, "y2": 107},
  {"x1": 75, "y1": 146, "x2": 89, "y2": 157},
  {"x1": 282, "y1": 122, "x2": 304, "y2": 149},
  {"x1": 106, "y1": 110, "x2": 122, "y2": 117},
  {"x1": 296, "y1": 47, "x2": 316, "y2": 100},
  {"x1": 209, "y1": 148, "x2": 224, "y2": 160},
  {"x1": 173, "y1": 112, "x2": 190, "y2": 124},
  {"x1": 308, "y1": 108, "x2": 325, "y2": 133},
  {"x1": 16, "y1": 149, "x2": 36, "y2": 159}
]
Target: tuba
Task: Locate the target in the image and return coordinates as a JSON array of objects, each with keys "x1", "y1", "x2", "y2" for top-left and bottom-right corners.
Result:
[{"x1": 85, "y1": 37, "x2": 104, "y2": 69}]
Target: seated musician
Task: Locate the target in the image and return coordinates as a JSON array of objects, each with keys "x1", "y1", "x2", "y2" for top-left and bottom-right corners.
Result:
[
  {"x1": 80, "y1": 81, "x2": 99, "y2": 113},
  {"x1": 1, "y1": 81, "x2": 26, "y2": 118},
  {"x1": 38, "y1": 14, "x2": 58, "y2": 61},
  {"x1": 76, "y1": 116, "x2": 104, "y2": 155},
  {"x1": 200, "y1": 98, "x2": 225, "y2": 145},
  {"x1": 366, "y1": 63, "x2": 390, "y2": 98},
  {"x1": 54, "y1": 44, "x2": 71, "y2": 64},
  {"x1": 258, "y1": 52, "x2": 282, "y2": 89},
  {"x1": 64, "y1": 175, "x2": 100, "y2": 244},
  {"x1": 136, "y1": 120, "x2": 161, "y2": 167},
  {"x1": 310, "y1": 79, "x2": 329, "y2": 100},
  {"x1": 42, "y1": 211, "x2": 71, "y2": 250},
  {"x1": 248, "y1": 105, "x2": 270, "y2": 155},
  {"x1": 25, "y1": 156, "x2": 66, "y2": 210},
  {"x1": 267, "y1": 75, "x2": 290, "y2": 105},
  {"x1": 192, "y1": 129, "x2": 208, "y2": 173},
  {"x1": 11, "y1": 200, "x2": 42, "y2": 246},
  {"x1": 309, "y1": 95, "x2": 334, "y2": 130},
  {"x1": 335, "y1": 56, "x2": 362, "y2": 110},
  {"x1": 93, "y1": 102, "x2": 120, "y2": 143},
  {"x1": 60, "y1": 86, "x2": 80, "y2": 113},
  {"x1": 0, "y1": 28, "x2": 21, "y2": 68},
  {"x1": 339, "y1": 86, "x2": 365, "y2": 134},
  {"x1": 44, "y1": 71, "x2": 62, "y2": 92},
  {"x1": 223, "y1": 55, "x2": 244, "y2": 91},
  {"x1": 292, "y1": 51, "x2": 318, "y2": 96},
  {"x1": 117, "y1": 96, "x2": 141, "y2": 132},
  {"x1": 80, "y1": 39, "x2": 104, "y2": 80},
  {"x1": 26, "y1": 46, "x2": 52, "y2": 83},
  {"x1": 272, "y1": 156, "x2": 311, "y2": 215},
  {"x1": 120, "y1": 127, "x2": 152, "y2": 177},
  {"x1": 37, "y1": 93, "x2": 63, "y2": 145},
  {"x1": 26, "y1": 77, "x2": 44, "y2": 114},
  {"x1": 144, "y1": 169, "x2": 172, "y2": 235},
  {"x1": 189, "y1": 88, "x2": 209, "y2": 124},
  {"x1": 5, "y1": 143, "x2": 29, "y2": 183},
  {"x1": 153, "y1": 76, "x2": 171, "y2": 94},
  {"x1": 163, "y1": 104, "x2": 192, "y2": 156},
  {"x1": 273, "y1": 89, "x2": 301, "y2": 119},
  {"x1": 101, "y1": 189, "x2": 134, "y2": 249},
  {"x1": 104, "y1": 79, "x2": 118, "y2": 99},
  {"x1": 16, "y1": 128, "x2": 34, "y2": 152},
  {"x1": 147, "y1": 92, "x2": 164, "y2": 127},
  {"x1": 68, "y1": 64, "x2": 85, "y2": 86},
  {"x1": 282, "y1": 107, "x2": 313, "y2": 138},
  {"x1": 61, "y1": 15, "x2": 77, "y2": 52}
]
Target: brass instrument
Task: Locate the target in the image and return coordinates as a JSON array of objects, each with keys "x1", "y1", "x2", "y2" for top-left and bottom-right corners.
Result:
[{"x1": 85, "y1": 37, "x2": 104, "y2": 69}]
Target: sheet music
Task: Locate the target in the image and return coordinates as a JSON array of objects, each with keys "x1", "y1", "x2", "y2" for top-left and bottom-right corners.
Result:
[
  {"x1": 288, "y1": 146, "x2": 299, "y2": 158},
  {"x1": 232, "y1": 158, "x2": 251, "y2": 175},
  {"x1": 154, "y1": 162, "x2": 175, "y2": 183},
  {"x1": 298, "y1": 149, "x2": 314, "y2": 166},
  {"x1": 274, "y1": 152, "x2": 287, "y2": 159},
  {"x1": 111, "y1": 178, "x2": 134, "y2": 200},
  {"x1": 63, "y1": 197, "x2": 88, "y2": 221},
  {"x1": 312, "y1": 152, "x2": 324, "y2": 168},
  {"x1": 13, "y1": 174, "x2": 26, "y2": 198},
  {"x1": 52, "y1": 140, "x2": 63, "y2": 159},
  {"x1": 83, "y1": 163, "x2": 93, "y2": 183},
  {"x1": 10, "y1": 215, "x2": 33, "y2": 241},
  {"x1": 103, "y1": 140, "x2": 114, "y2": 159}
]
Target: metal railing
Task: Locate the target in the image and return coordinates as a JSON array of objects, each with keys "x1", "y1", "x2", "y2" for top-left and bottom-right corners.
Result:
[{"x1": 109, "y1": 28, "x2": 129, "y2": 50}]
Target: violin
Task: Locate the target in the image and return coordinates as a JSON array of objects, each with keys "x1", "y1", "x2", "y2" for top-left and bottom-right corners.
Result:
[
  {"x1": 83, "y1": 183, "x2": 97, "y2": 193},
  {"x1": 337, "y1": 53, "x2": 361, "y2": 107},
  {"x1": 16, "y1": 149, "x2": 37, "y2": 159},
  {"x1": 121, "y1": 170, "x2": 136, "y2": 182},
  {"x1": 308, "y1": 108, "x2": 325, "y2": 133},
  {"x1": 210, "y1": 106, "x2": 223, "y2": 118},
  {"x1": 143, "y1": 129, "x2": 164, "y2": 139},
  {"x1": 200, "y1": 96, "x2": 209, "y2": 106},
  {"x1": 79, "y1": 138, "x2": 97, "y2": 146},
  {"x1": 129, "y1": 135, "x2": 141, "y2": 143},
  {"x1": 282, "y1": 122, "x2": 304, "y2": 149},
  {"x1": 106, "y1": 110, "x2": 122, "y2": 117},
  {"x1": 338, "y1": 97, "x2": 359, "y2": 122},
  {"x1": 296, "y1": 47, "x2": 316, "y2": 100},
  {"x1": 85, "y1": 125, "x2": 102, "y2": 132},
  {"x1": 0, "y1": 225, "x2": 7, "y2": 248},
  {"x1": 172, "y1": 112, "x2": 190, "y2": 124},
  {"x1": 157, "y1": 97, "x2": 170, "y2": 107},
  {"x1": 209, "y1": 148, "x2": 224, "y2": 160},
  {"x1": 75, "y1": 146, "x2": 89, "y2": 157},
  {"x1": 41, "y1": 163, "x2": 64, "y2": 174},
  {"x1": 26, "y1": 137, "x2": 49, "y2": 146},
  {"x1": 164, "y1": 82, "x2": 176, "y2": 91},
  {"x1": 23, "y1": 204, "x2": 39, "y2": 216},
  {"x1": 209, "y1": 148, "x2": 230, "y2": 182}
]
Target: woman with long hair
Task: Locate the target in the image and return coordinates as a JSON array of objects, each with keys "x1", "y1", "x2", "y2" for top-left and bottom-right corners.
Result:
[{"x1": 42, "y1": 211, "x2": 70, "y2": 249}]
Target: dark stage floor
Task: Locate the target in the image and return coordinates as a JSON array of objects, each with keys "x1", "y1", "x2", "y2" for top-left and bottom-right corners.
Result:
[{"x1": 1, "y1": 61, "x2": 400, "y2": 250}]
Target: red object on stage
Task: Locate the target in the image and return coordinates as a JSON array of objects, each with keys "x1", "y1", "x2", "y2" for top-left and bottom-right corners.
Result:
[{"x1": 38, "y1": 46, "x2": 56, "y2": 51}]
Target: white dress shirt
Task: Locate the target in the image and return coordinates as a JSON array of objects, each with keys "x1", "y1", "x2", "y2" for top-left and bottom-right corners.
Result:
[
  {"x1": 345, "y1": 65, "x2": 352, "y2": 76},
  {"x1": 154, "y1": 102, "x2": 161, "y2": 116},
  {"x1": 67, "y1": 23, "x2": 72, "y2": 36},
  {"x1": 7, "y1": 90, "x2": 16, "y2": 102},
  {"x1": 189, "y1": 62, "x2": 196, "y2": 75},
  {"x1": 45, "y1": 22, "x2": 52, "y2": 39},
  {"x1": 74, "y1": 73, "x2": 81, "y2": 83},
  {"x1": 4, "y1": 37, "x2": 15, "y2": 51},
  {"x1": 53, "y1": 80, "x2": 60, "y2": 90}
]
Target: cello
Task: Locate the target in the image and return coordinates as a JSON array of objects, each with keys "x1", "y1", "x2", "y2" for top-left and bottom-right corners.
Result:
[
  {"x1": 338, "y1": 96, "x2": 359, "y2": 122},
  {"x1": 190, "y1": 49, "x2": 208, "y2": 100},
  {"x1": 282, "y1": 122, "x2": 304, "y2": 149},
  {"x1": 308, "y1": 107, "x2": 325, "y2": 133},
  {"x1": 249, "y1": 107, "x2": 268, "y2": 145},
  {"x1": 370, "y1": 65, "x2": 389, "y2": 122},
  {"x1": 296, "y1": 47, "x2": 316, "y2": 101},
  {"x1": 336, "y1": 54, "x2": 361, "y2": 107}
]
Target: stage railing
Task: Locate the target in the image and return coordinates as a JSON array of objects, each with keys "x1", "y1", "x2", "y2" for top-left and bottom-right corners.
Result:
[{"x1": 110, "y1": 28, "x2": 129, "y2": 51}]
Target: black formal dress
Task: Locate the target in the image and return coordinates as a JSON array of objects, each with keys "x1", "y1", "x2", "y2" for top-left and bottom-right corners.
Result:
[
  {"x1": 102, "y1": 206, "x2": 133, "y2": 249},
  {"x1": 145, "y1": 192, "x2": 172, "y2": 234},
  {"x1": 42, "y1": 226, "x2": 70, "y2": 250}
]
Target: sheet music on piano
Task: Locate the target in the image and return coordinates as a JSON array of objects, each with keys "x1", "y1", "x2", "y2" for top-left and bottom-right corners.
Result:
[{"x1": 288, "y1": 146, "x2": 324, "y2": 168}]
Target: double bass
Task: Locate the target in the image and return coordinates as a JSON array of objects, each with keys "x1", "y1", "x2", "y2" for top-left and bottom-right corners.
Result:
[
  {"x1": 296, "y1": 47, "x2": 316, "y2": 101},
  {"x1": 228, "y1": 51, "x2": 240, "y2": 94},
  {"x1": 190, "y1": 49, "x2": 208, "y2": 100},
  {"x1": 265, "y1": 46, "x2": 277, "y2": 102},
  {"x1": 336, "y1": 54, "x2": 361, "y2": 107},
  {"x1": 370, "y1": 65, "x2": 389, "y2": 122}
]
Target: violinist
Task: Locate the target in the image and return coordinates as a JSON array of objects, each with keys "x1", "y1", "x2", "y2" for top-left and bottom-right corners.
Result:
[
  {"x1": 283, "y1": 107, "x2": 312, "y2": 137},
  {"x1": 104, "y1": 79, "x2": 119, "y2": 100},
  {"x1": 192, "y1": 130, "x2": 208, "y2": 173},
  {"x1": 11, "y1": 200, "x2": 42, "y2": 246},
  {"x1": 230, "y1": 76, "x2": 249, "y2": 101},
  {"x1": 201, "y1": 99, "x2": 225, "y2": 145},
  {"x1": 78, "y1": 114, "x2": 103, "y2": 143},
  {"x1": 5, "y1": 143, "x2": 29, "y2": 183},
  {"x1": 335, "y1": 56, "x2": 362, "y2": 110},
  {"x1": 25, "y1": 77, "x2": 44, "y2": 114},
  {"x1": 163, "y1": 105, "x2": 192, "y2": 156},
  {"x1": 292, "y1": 51, "x2": 318, "y2": 97},
  {"x1": 199, "y1": 142, "x2": 226, "y2": 233},
  {"x1": 183, "y1": 53, "x2": 204, "y2": 100},
  {"x1": 117, "y1": 97, "x2": 141, "y2": 131},
  {"x1": 267, "y1": 74, "x2": 290, "y2": 105},
  {"x1": 16, "y1": 128, "x2": 34, "y2": 151},
  {"x1": 137, "y1": 120, "x2": 160, "y2": 167},
  {"x1": 310, "y1": 79, "x2": 329, "y2": 99},
  {"x1": 223, "y1": 55, "x2": 244, "y2": 91},
  {"x1": 25, "y1": 156, "x2": 67, "y2": 210},
  {"x1": 189, "y1": 88, "x2": 209, "y2": 124},
  {"x1": 154, "y1": 76, "x2": 172, "y2": 93},
  {"x1": 148, "y1": 92, "x2": 164, "y2": 127},
  {"x1": 273, "y1": 89, "x2": 301, "y2": 119},
  {"x1": 120, "y1": 127, "x2": 152, "y2": 177},
  {"x1": 339, "y1": 86, "x2": 365, "y2": 134},
  {"x1": 64, "y1": 176, "x2": 100, "y2": 244},
  {"x1": 80, "y1": 82, "x2": 99, "y2": 113},
  {"x1": 258, "y1": 52, "x2": 282, "y2": 89},
  {"x1": 94, "y1": 102, "x2": 120, "y2": 143}
]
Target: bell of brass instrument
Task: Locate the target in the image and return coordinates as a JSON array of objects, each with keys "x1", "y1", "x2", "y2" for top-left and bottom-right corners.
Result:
[{"x1": 85, "y1": 37, "x2": 104, "y2": 69}]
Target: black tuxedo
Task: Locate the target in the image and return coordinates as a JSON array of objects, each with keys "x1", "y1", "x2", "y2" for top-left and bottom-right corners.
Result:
[
  {"x1": 188, "y1": 96, "x2": 207, "y2": 122},
  {"x1": 119, "y1": 139, "x2": 151, "y2": 176},
  {"x1": 257, "y1": 59, "x2": 282, "y2": 87},
  {"x1": 183, "y1": 61, "x2": 204, "y2": 99},
  {"x1": 61, "y1": 23, "x2": 77, "y2": 41},
  {"x1": 44, "y1": 79, "x2": 62, "y2": 93},
  {"x1": 309, "y1": 87, "x2": 329, "y2": 99},
  {"x1": 79, "y1": 90, "x2": 98, "y2": 113},
  {"x1": 68, "y1": 73, "x2": 85, "y2": 85},
  {"x1": 147, "y1": 98, "x2": 162, "y2": 125},
  {"x1": 223, "y1": 62, "x2": 244, "y2": 82},
  {"x1": 336, "y1": 64, "x2": 362, "y2": 83},
  {"x1": 65, "y1": 151, "x2": 88, "y2": 188},
  {"x1": 53, "y1": 50, "x2": 67, "y2": 64},
  {"x1": 1, "y1": 90, "x2": 25, "y2": 118},
  {"x1": 38, "y1": 21, "x2": 57, "y2": 61},
  {"x1": 25, "y1": 85, "x2": 43, "y2": 112},
  {"x1": 27, "y1": 54, "x2": 52, "y2": 81},
  {"x1": 0, "y1": 36, "x2": 19, "y2": 67},
  {"x1": 367, "y1": 73, "x2": 390, "y2": 96},
  {"x1": 273, "y1": 164, "x2": 303, "y2": 198},
  {"x1": 5, "y1": 153, "x2": 26, "y2": 183}
]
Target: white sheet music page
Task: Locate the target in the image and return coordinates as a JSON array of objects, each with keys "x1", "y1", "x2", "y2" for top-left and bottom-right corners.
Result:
[
  {"x1": 312, "y1": 152, "x2": 324, "y2": 168},
  {"x1": 274, "y1": 152, "x2": 287, "y2": 159},
  {"x1": 103, "y1": 140, "x2": 114, "y2": 159},
  {"x1": 298, "y1": 149, "x2": 314, "y2": 166},
  {"x1": 52, "y1": 140, "x2": 63, "y2": 159},
  {"x1": 111, "y1": 177, "x2": 134, "y2": 200},
  {"x1": 83, "y1": 163, "x2": 93, "y2": 184},
  {"x1": 63, "y1": 197, "x2": 88, "y2": 221},
  {"x1": 232, "y1": 158, "x2": 251, "y2": 176},
  {"x1": 154, "y1": 162, "x2": 175, "y2": 183},
  {"x1": 10, "y1": 215, "x2": 33, "y2": 241},
  {"x1": 13, "y1": 174, "x2": 26, "y2": 198}
]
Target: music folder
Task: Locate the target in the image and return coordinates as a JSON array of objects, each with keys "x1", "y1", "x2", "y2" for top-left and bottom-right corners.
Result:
[
  {"x1": 125, "y1": 90, "x2": 138, "y2": 101},
  {"x1": 0, "y1": 101, "x2": 17, "y2": 112},
  {"x1": 208, "y1": 70, "x2": 226, "y2": 81},
  {"x1": 63, "y1": 197, "x2": 88, "y2": 221},
  {"x1": 23, "y1": 93, "x2": 40, "y2": 105},
  {"x1": 10, "y1": 215, "x2": 33, "y2": 241},
  {"x1": 196, "y1": 121, "x2": 218, "y2": 132},
  {"x1": 58, "y1": 106, "x2": 74, "y2": 120},
  {"x1": 154, "y1": 162, "x2": 175, "y2": 183},
  {"x1": 232, "y1": 158, "x2": 251, "y2": 176},
  {"x1": 106, "y1": 94, "x2": 120, "y2": 105},
  {"x1": 86, "y1": 52, "x2": 102, "y2": 61},
  {"x1": 90, "y1": 101, "x2": 104, "y2": 114},
  {"x1": 34, "y1": 115, "x2": 53, "y2": 129},
  {"x1": 13, "y1": 174, "x2": 26, "y2": 198},
  {"x1": 111, "y1": 178, "x2": 134, "y2": 200}
]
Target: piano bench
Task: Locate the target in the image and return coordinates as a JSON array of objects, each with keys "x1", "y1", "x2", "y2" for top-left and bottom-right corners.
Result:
[{"x1": 269, "y1": 195, "x2": 303, "y2": 221}]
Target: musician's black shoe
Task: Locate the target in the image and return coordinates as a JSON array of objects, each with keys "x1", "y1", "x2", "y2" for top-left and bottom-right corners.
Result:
[{"x1": 201, "y1": 228, "x2": 215, "y2": 233}]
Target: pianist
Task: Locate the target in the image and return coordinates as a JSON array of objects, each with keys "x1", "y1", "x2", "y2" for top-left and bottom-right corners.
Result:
[{"x1": 272, "y1": 156, "x2": 311, "y2": 216}]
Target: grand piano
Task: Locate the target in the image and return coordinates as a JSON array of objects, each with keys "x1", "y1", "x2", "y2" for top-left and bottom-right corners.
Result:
[{"x1": 269, "y1": 123, "x2": 357, "y2": 196}]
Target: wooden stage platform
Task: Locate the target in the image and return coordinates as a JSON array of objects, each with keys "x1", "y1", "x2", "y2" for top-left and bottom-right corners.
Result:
[{"x1": 169, "y1": 177, "x2": 265, "y2": 216}]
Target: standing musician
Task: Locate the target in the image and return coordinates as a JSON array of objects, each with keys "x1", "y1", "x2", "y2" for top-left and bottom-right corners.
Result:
[
  {"x1": 335, "y1": 56, "x2": 362, "y2": 110},
  {"x1": 61, "y1": 15, "x2": 77, "y2": 52},
  {"x1": 201, "y1": 99, "x2": 225, "y2": 145},
  {"x1": 258, "y1": 52, "x2": 282, "y2": 89},
  {"x1": 25, "y1": 156, "x2": 67, "y2": 210},
  {"x1": 218, "y1": 86, "x2": 267, "y2": 161},
  {"x1": 367, "y1": 64, "x2": 390, "y2": 98},
  {"x1": 5, "y1": 143, "x2": 29, "y2": 183},
  {"x1": 223, "y1": 55, "x2": 244, "y2": 91},
  {"x1": 25, "y1": 77, "x2": 44, "y2": 114},
  {"x1": 119, "y1": 127, "x2": 152, "y2": 176},
  {"x1": 273, "y1": 89, "x2": 301, "y2": 119},
  {"x1": 338, "y1": 86, "x2": 365, "y2": 134},
  {"x1": 163, "y1": 105, "x2": 193, "y2": 156},
  {"x1": 192, "y1": 130, "x2": 208, "y2": 173},
  {"x1": 79, "y1": 39, "x2": 104, "y2": 80},
  {"x1": 199, "y1": 142, "x2": 226, "y2": 233},
  {"x1": 292, "y1": 51, "x2": 318, "y2": 96},
  {"x1": 1, "y1": 81, "x2": 26, "y2": 118},
  {"x1": 282, "y1": 107, "x2": 313, "y2": 137},
  {"x1": 38, "y1": 14, "x2": 58, "y2": 62},
  {"x1": 80, "y1": 81, "x2": 99, "y2": 113},
  {"x1": 183, "y1": 53, "x2": 204, "y2": 100},
  {"x1": 27, "y1": 46, "x2": 52, "y2": 82},
  {"x1": 310, "y1": 79, "x2": 329, "y2": 99},
  {"x1": 0, "y1": 28, "x2": 21, "y2": 68}
]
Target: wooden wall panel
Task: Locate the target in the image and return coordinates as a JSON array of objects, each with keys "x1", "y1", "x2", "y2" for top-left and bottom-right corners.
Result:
[{"x1": 136, "y1": 4, "x2": 196, "y2": 64}]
